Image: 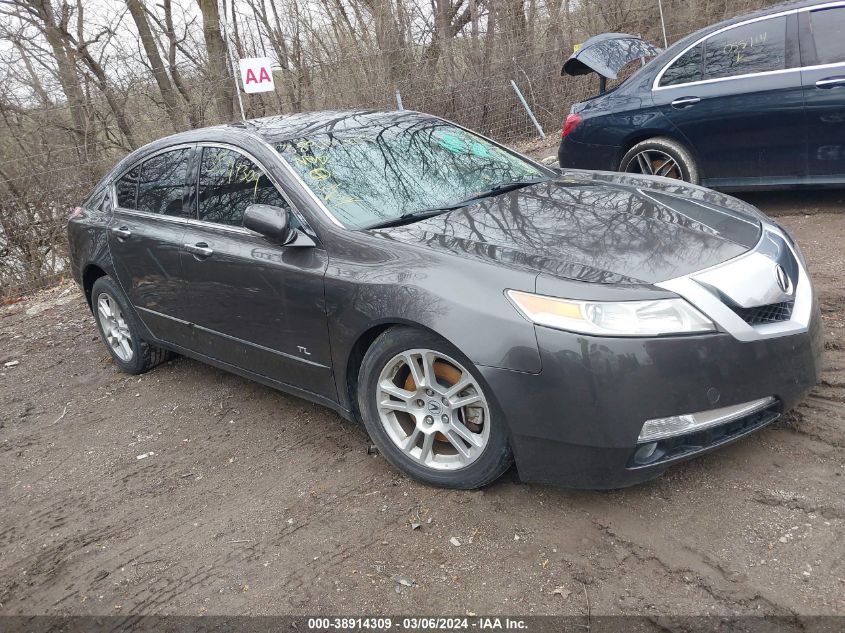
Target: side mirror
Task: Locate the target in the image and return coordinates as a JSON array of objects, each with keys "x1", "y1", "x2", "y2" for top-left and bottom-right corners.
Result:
[{"x1": 244, "y1": 204, "x2": 295, "y2": 244}]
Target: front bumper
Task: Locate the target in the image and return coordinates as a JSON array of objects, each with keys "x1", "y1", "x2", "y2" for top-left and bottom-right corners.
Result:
[{"x1": 479, "y1": 304, "x2": 823, "y2": 489}]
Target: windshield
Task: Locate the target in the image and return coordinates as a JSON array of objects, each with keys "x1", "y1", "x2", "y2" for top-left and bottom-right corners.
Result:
[{"x1": 274, "y1": 119, "x2": 545, "y2": 229}]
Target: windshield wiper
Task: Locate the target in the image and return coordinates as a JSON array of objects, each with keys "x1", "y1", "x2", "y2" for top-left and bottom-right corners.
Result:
[
  {"x1": 364, "y1": 208, "x2": 457, "y2": 230},
  {"x1": 364, "y1": 176, "x2": 551, "y2": 231},
  {"x1": 463, "y1": 176, "x2": 551, "y2": 202}
]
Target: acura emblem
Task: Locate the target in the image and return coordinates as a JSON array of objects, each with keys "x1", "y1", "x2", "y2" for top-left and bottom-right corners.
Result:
[
  {"x1": 427, "y1": 401, "x2": 441, "y2": 414},
  {"x1": 775, "y1": 265, "x2": 792, "y2": 295}
]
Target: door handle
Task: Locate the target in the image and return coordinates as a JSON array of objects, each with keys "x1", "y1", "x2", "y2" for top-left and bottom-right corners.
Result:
[
  {"x1": 816, "y1": 76, "x2": 845, "y2": 89},
  {"x1": 111, "y1": 226, "x2": 131, "y2": 240},
  {"x1": 671, "y1": 96, "x2": 701, "y2": 108},
  {"x1": 183, "y1": 242, "x2": 214, "y2": 258}
]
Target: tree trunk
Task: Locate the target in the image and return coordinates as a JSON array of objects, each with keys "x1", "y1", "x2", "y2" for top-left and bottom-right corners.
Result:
[
  {"x1": 30, "y1": 1, "x2": 90, "y2": 158},
  {"x1": 126, "y1": 0, "x2": 185, "y2": 131},
  {"x1": 197, "y1": 0, "x2": 235, "y2": 121},
  {"x1": 161, "y1": 0, "x2": 199, "y2": 127}
]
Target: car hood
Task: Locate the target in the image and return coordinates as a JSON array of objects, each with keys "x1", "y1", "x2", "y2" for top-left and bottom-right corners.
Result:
[
  {"x1": 372, "y1": 171, "x2": 763, "y2": 285},
  {"x1": 562, "y1": 33, "x2": 662, "y2": 80}
]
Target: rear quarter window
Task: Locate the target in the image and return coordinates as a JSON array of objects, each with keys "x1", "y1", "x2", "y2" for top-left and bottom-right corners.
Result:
[{"x1": 659, "y1": 44, "x2": 703, "y2": 86}]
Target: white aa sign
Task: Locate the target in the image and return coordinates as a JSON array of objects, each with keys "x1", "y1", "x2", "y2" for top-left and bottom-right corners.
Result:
[{"x1": 239, "y1": 57, "x2": 275, "y2": 94}]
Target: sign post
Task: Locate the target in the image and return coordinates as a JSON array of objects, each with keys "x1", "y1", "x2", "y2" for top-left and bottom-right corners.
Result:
[{"x1": 239, "y1": 57, "x2": 276, "y2": 94}]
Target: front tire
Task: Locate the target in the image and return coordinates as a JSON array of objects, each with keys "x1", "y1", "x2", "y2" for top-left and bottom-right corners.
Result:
[
  {"x1": 358, "y1": 327, "x2": 512, "y2": 489},
  {"x1": 619, "y1": 137, "x2": 700, "y2": 184},
  {"x1": 91, "y1": 276, "x2": 171, "y2": 375}
]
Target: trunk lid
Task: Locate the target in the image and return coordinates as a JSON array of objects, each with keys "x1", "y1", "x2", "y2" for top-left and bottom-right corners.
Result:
[{"x1": 562, "y1": 33, "x2": 661, "y2": 80}]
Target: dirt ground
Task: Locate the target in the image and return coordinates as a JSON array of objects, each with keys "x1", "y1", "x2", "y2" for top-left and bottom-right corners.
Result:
[{"x1": 1, "y1": 196, "x2": 843, "y2": 619}]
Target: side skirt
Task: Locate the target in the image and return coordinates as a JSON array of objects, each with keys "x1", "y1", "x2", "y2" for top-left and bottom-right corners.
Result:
[
  {"x1": 153, "y1": 338, "x2": 355, "y2": 422},
  {"x1": 704, "y1": 174, "x2": 845, "y2": 191}
]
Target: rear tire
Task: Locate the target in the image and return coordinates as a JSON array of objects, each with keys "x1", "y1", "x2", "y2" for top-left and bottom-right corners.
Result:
[
  {"x1": 358, "y1": 327, "x2": 512, "y2": 489},
  {"x1": 619, "y1": 137, "x2": 700, "y2": 184},
  {"x1": 91, "y1": 276, "x2": 171, "y2": 375}
]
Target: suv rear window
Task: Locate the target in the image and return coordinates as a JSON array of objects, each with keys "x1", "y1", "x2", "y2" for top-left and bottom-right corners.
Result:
[
  {"x1": 703, "y1": 16, "x2": 787, "y2": 80},
  {"x1": 808, "y1": 6, "x2": 845, "y2": 65}
]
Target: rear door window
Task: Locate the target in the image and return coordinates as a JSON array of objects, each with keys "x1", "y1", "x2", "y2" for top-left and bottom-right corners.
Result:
[
  {"x1": 660, "y1": 44, "x2": 703, "y2": 86},
  {"x1": 115, "y1": 166, "x2": 139, "y2": 209},
  {"x1": 807, "y1": 6, "x2": 845, "y2": 65},
  {"x1": 703, "y1": 16, "x2": 788, "y2": 80},
  {"x1": 136, "y1": 148, "x2": 192, "y2": 217},
  {"x1": 197, "y1": 147, "x2": 290, "y2": 227}
]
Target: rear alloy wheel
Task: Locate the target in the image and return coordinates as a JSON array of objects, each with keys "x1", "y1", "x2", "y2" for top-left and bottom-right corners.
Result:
[
  {"x1": 96, "y1": 292, "x2": 133, "y2": 362},
  {"x1": 91, "y1": 275, "x2": 171, "y2": 375},
  {"x1": 358, "y1": 328, "x2": 512, "y2": 488},
  {"x1": 619, "y1": 137, "x2": 699, "y2": 184}
]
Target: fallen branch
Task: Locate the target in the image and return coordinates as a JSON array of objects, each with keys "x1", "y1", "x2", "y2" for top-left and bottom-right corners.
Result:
[{"x1": 48, "y1": 405, "x2": 68, "y2": 426}]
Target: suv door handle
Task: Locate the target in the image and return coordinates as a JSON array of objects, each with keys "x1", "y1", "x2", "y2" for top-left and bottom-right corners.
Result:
[
  {"x1": 183, "y1": 242, "x2": 214, "y2": 259},
  {"x1": 671, "y1": 96, "x2": 701, "y2": 108},
  {"x1": 816, "y1": 76, "x2": 845, "y2": 89},
  {"x1": 111, "y1": 226, "x2": 131, "y2": 240}
]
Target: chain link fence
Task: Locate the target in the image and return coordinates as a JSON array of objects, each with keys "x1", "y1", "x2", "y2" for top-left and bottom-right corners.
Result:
[{"x1": 0, "y1": 0, "x2": 781, "y2": 300}]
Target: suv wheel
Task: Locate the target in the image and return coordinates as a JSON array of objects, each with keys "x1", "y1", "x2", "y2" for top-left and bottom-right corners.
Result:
[
  {"x1": 619, "y1": 137, "x2": 700, "y2": 184},
  {"x1": 358, "y1": 327, "x2": 512, "y2": 489},
  {"x1": 91, "y1": 276, "x2": 171, "y2": 375}
]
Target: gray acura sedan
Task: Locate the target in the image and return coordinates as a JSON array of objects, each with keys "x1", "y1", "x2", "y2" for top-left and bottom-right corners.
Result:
[{"x1": 67, "y1": 110, "x2": 822, "y2": 489}]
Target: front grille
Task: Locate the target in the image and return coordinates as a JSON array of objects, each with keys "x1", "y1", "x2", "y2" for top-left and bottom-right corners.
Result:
[{"x1": 731, "y1": 300, "x2": 794, "y2": 325}]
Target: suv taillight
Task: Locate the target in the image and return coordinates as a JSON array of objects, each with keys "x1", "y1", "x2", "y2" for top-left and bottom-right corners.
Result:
[
  {"x1": 562, "y1": 113, "x2": 582, "y2": 138},
  {"x1": 69, "y1": 206, "x2": 84, "y2": 219}
]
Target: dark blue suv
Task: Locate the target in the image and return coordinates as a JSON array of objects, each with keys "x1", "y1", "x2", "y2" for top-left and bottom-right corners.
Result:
[{"x1": 558, "y1": 0, "x2": 845, "y2": 190}]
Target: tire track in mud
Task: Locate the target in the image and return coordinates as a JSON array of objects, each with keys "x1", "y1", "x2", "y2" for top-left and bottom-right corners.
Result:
[{"x1": 588, "y1": 514, "x2": 797, "y2": 616}]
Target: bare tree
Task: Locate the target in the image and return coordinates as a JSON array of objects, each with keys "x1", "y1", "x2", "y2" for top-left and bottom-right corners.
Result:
[
  {"x1": 126, "y1": 0, "x2": 185, "y2": 131},
  {"x1": 0, "y1": 0, "x2": 787, "y2": 297},
  {"x1": 196, "y1": 0, "x2": 234, "y2": 120}
]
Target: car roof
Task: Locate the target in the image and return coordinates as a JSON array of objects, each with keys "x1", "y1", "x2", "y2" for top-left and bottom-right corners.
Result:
[
  {"x1": 93, "y1": 109, "x2": 440, "y2": 196},
  {"x1": 665, "y1": 0, "x2": 824, "y2": 53},
  {"x1": 146, "y1": 109, "x2": 434, "y2": 150},
  {"x1": 237, "y1": 109, "x2": 435, "y2": 142},
  {"x1": 632, "y1": 0, "x2": 826, "y2": 84}
]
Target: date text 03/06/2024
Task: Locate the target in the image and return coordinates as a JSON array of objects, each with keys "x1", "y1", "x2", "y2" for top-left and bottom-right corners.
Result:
[{"x1": 306, "y1": 617, "x2": 530, "y2": 630}]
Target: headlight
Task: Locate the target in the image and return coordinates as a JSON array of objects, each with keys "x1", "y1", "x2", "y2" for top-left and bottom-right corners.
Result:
[{"x1": 506, "y1": 290, "x2": 716, "y2": 337}]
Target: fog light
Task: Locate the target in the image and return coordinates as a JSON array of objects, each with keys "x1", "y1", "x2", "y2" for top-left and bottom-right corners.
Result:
[
  {"x1": 638, "y1": 397, "x2": 776, "y2": 443},
  {"x1": 634, "y1": 442, "x2": 658, "y2": 463}
]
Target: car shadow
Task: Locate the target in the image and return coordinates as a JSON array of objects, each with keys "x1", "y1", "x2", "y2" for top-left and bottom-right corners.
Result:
[{"x1": 734, "y1": 189, "x2": 845, "y2": 217}]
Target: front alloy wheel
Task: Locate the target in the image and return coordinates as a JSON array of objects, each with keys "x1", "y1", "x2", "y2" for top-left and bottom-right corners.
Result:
[
  {"x1": 377, "y1": 349, "x2": 490, "y2": 470},
  {"x1": 358, "y1": 327, "x2": 512, "y2": 489}
]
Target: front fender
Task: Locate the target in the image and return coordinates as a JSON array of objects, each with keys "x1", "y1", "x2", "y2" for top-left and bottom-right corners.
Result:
[{"x1": 324, "y1": 240, "x2": 542, "y2": 411}]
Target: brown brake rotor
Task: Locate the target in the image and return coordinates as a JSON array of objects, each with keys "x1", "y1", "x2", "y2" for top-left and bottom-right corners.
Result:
[
  {"x1": 404, "y1": 359, "x2": 481, "y2": 442},
  {"x1": 652, "y1": 158, "x2": 679, "y2": 179}
]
